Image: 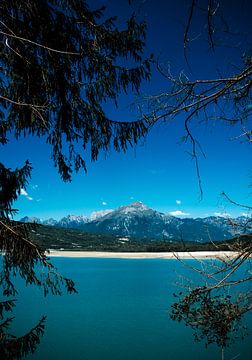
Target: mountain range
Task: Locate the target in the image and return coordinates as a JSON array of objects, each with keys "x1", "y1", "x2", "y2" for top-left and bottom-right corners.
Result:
[{"x1": 20, "y1": 201, "x2": 250, "y2": 242}]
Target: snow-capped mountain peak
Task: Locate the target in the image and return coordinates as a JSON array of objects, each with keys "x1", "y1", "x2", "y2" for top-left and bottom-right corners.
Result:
[
  {"x1": 57, "y1": 214, "x2": 89, "y2": 228},
  {"x1": 20, "y1": 201, "x2": 251, "y2": 242},
  {"x1": 20, "y1": 216, "x2": 42, "y2": 223},
  {"x1": 131, "y1": 201, "x2": 147, "y2": 207},
  {"x1": 90, "y1": 209, "x2": 113, "y2": 221},
  {"x1": 119, "y1": 201, "x2": 149, "y2": 214},
  {"x1": 62, "y1": 214, "x2": 88, "y2": 222}
]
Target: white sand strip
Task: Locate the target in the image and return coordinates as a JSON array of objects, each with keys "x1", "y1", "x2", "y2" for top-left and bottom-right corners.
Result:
[{"x1": 48, "y1": 250, "x2": 240, "y2": 259}]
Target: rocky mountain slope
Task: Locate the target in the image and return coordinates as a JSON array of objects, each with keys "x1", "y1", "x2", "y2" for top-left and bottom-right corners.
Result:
[{"x1": 21, "y1": 201, "x2": 250, "y2": 242}]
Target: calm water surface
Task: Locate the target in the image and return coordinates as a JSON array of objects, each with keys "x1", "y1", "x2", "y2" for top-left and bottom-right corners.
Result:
[{"x1": 11, "y1": 258, "x2": 252, "y2": 360}]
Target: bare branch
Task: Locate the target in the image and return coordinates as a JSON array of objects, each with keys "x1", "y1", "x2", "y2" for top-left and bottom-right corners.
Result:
[
  {"x1": 221, "y1": 192, "x2": 252, "y2": 210},
  {"x1": 0, "y1": 30, "x2": 80, "y2": 55}
]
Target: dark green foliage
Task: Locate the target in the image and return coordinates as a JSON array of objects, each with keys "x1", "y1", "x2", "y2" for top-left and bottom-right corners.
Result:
[
  {"x1": 0, "y1": 161, "x2": 77, "y2": 295},
  {"x1": 170, "y1": 233, "x2": 252, "y2": 354},
  {"x1": 0, "y1": 161, "x2": 32, "y2": 219},
  {"x1": 0, "y1": 0, "x2": 151, "y2": 297},
  {"x1": 0, "y1": 220, "x2": 77, "y2": 297},
  {"x1": 170, "y1": 235, "x2": 252, "y2": 351},
  {"x1": 0, "y1": 162, "x2": 76, "y2": 360},
  {"x1": 0, "y1": 0, "x2": 151, "y2": 181},
  {"x1": 0, "y1": 299, "x2": 16, "y2": 321},
  {"x1": 0, "y1": 1, "x2": 151, "y2": 357},
  {"x1": 0, "y1": 285, "x2": 46, "y2": 360},
  {"x1": 0, "y1": 316, "x2": 46, "y2": 360},
  {"x1": 171, "y1": 289, "x2": 248, "y2": 349},
  {"x1": 27, "y1": 222, "x2": 242, "y2": 252},
  {"x1": 0, "y1": 165, "x2": 76, "y2": 358}
]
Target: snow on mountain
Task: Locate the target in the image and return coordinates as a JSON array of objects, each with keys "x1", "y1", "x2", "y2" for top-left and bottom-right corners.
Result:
[
  {"x1": 20, "y1": 202, "x2": 251, "y2": 242},
  {"x1": 58, "y1": 214, "x2": 89, "y2": 228},
  {"x1": 82, "y1": 202, "x2": 195, "y2": 240},
  {"x1": 90, "y1": 209, "x2": 113, "y2": 221},
  {"x1": 20, "y1": 216, "x2": 42, "y2": 224},
  {"x1": 118, "y1": 201, "x2": 149, "y2": 214},
  {"x1": 43, "y1": 218, "x2": 58, "y2": 226}
]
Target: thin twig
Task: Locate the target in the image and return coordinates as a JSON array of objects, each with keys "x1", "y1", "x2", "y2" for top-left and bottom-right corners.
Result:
[{"x1": 0, "y1": 30, "x2": 80, "y2": 55}]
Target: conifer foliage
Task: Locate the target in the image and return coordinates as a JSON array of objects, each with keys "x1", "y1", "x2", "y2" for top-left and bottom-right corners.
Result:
[
  {"x1": 0, "y1": 1, "x2": 151, "y2": 357},
  {"x1": 0, "y1": 0, "x2": 151, "y2": 180},
  {"x1": 0, "y1": 163, "x2": 77, "y2": 358}
]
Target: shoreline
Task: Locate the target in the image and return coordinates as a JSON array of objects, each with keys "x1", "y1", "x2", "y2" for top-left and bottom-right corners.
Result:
[{"x1": 48, "y1": 250, "x2": 240, "y2": 259}]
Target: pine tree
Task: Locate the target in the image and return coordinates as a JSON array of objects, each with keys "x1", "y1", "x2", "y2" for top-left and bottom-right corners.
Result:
[
  {"x1": 0, "y1": 0, "x2": 151, "y2": 180},
  {"x1": 0, "y1": 1, "x2": 151, "y2": 357}
]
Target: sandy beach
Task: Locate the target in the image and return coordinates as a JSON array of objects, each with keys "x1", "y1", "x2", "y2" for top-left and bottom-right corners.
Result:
[{"x1": 48, "y1": 250, "x2": 240, "y2": 259}]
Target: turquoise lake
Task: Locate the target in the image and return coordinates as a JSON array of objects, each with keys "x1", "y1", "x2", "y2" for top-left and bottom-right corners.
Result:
[{"x1": 10, "y1": 258, "x2": 252, "y2": 360}]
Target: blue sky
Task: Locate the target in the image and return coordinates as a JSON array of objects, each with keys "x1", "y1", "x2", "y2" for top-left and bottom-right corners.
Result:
[{"x1": 2, "y1": 0, "x2": 252, "y2": 220}]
